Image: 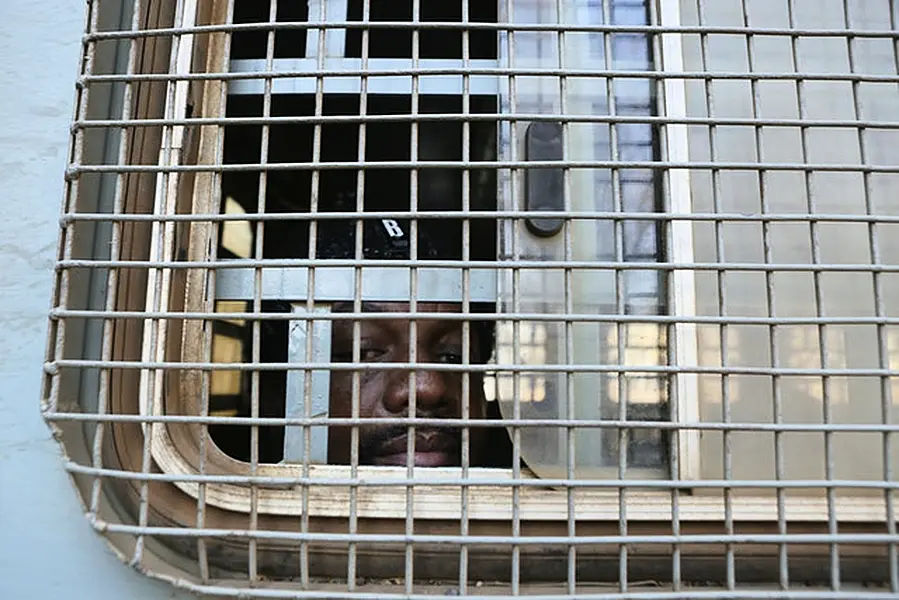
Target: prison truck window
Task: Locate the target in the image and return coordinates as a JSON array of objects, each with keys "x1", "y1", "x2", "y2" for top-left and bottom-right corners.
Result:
[{"x1": 43, "y1": 0, "x2": 899, "y2": 593}]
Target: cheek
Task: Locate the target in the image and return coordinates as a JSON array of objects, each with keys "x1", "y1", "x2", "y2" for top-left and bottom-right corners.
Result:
[
  {"x1": 357, "y1": 371, "x2": 388, "y2": 417},
  {"x1": 329, "y1": 371, "x2": 388, "y2": 417},
  {"x1": 327, "y1": 372, "x2": 381, "y2": 464},
  {"x1": 328, "y1": 374, "x2": 352, "y2": 418},
  {"x1": 452, "y1": 374, "x2": 483, "y2": 409}
]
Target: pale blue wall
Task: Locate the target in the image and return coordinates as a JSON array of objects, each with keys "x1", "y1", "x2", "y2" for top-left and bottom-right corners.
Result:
[{"x1": 0, "y1": 1, "x2": 194, "y2": 597}]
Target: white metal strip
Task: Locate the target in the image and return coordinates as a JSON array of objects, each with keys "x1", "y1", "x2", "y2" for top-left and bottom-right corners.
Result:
[
  {"x1": 215, "y1": 266, "x2": 499, "y2": 303},
  {"x1": 228, "y1": 58, "x2": 501, "y2": 95},
  {"x1": 283, "y1": 304, "x2": 331, "y2": 464},
  {"x1": 660, "y1": 0, "x2": 701, "y2": 482},
  {"x1": 305, "y1": 0, "x2": 349, "y2": 60}
]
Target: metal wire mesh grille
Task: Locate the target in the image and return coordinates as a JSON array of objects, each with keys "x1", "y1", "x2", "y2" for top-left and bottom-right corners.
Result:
[{"x1": 42, "y1": 0, "x2": 899, "y2": 596}]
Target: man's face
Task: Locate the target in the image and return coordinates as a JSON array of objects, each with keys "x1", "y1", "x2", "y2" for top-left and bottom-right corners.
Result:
[{"x1": 327, "y1": 302, "x2": 488, "y2": 467}]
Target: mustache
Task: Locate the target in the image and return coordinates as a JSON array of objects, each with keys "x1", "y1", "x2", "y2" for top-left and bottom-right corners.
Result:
[{"x1": 359, "y1": 424, "x2": 461, "y2": 464}]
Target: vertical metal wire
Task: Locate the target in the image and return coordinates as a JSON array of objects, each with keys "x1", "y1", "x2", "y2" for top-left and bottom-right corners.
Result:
[
  {"x1": 301, "y1": 0, "x2": 332, "y2": 588},
  {"x1": 196, "y1": 293, "x2": 213, "y2": 586},
  {"x1": 739, "y1": 0, "x2": 790, "y2": 590},
  {"x1": 502, "y1": 0, "x2": 522, "y2": 594},
  {"x1": 300, "y1": 0, "x2": 328, "y2": 589},
  {"x1": 883, "y1": 7, "x2": 899, "y2": 593},
  {"x1": 199, "y1": 0, "x2": 236, "y2": 582},
  {"x1": 87, "y1": 0, "x2": 134, "y2": 524},
  {"x1": 553, "y1": 0, "x2": 577, "y2": 595},
  {"x1": 601, "y1": 0, "x2": 631, "y2": 591},
  {"x1": 458, "y1": 0, "x2": 472, "y2": 594},
  {"x1": 845, "y1": 1, "x2": 898, "y2": 594},
  {"x1": 646, "y1": 0, "x2": 683, "y2": 591},
  {"x1": 784, "y1": 0, "x2": 841, "y2": 590},
  {"x1": 195, "y1": 0, "x2": 236, "y2": 582},
  {"x1": 47, "y1": 0, "x2": 98, "y2": 429},
  {"x1": 405, "y1": 0, "x2": 422, "y2": 593},
  {"x1": 134, "y1": 0, "x2": 191, "y2": 568},
  {"x1": 346, "y1": 0, "x2": 370, "y2": 591},
  {"x1": 244, "y1": 0, "x2": 280, "y2": 582},
  {"x1": 195, "y1": 199, "x2": 214, "y2": 583},
  {"x1": 695, "y1": 0, "x2": 737, "y2": 589},
  {"x1": 303, "y1": 0, "x2": 327, "y2": 493},
  {"x1": 67, "y1": 0, "x2": 106, "y2": 545}
]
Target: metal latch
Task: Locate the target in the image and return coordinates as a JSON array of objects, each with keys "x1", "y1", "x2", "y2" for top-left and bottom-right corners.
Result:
[{"x1": 524, "y1": 121, "x2": 565, "y2": 238}]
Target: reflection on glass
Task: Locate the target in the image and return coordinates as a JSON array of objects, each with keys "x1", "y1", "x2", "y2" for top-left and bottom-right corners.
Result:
[{"x1": 495, "y1": 0, "x2": 667, "y2": 478}]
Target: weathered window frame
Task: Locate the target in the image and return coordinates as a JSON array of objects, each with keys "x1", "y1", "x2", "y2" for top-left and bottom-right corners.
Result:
[
  {"x1": 50, "y1": 0, "x2": 899, "y2": 584},
  {"x1": 144, "y1": 0, "x2": 706, "y2": 516}
]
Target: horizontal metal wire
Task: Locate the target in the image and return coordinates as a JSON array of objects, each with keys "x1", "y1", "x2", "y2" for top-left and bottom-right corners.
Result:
[
  {"x1": 44, "y1": 413, "x2": 899, "y2": 434},
  {"x1": 44, "y1": 358, "x2": 899, "y2": 377},
  {"x1": 79, "y1": 67, "x2": 899, "y2": 86},
  {"x1": 54, "y1": 258, "x2": 899, "y2": 272},
  {"x1": 49, "y1": 308, "x2": 899, "y2": 327},
  {"x1": 72, "y1": 113, "x2": 899, "y2": 130},
  {"x1": 59, "y1": 210, "x2": 899, "y2": 225},
  {"x1": 90, "y1": 520, "x2": 899, "y2": 545},
  {"x1": 65, "y1": 463, "x2": 899, "y2": 489},
  {"x1": 68, "y1": 159, "x2": 899, "y2": 175},
  {"x1": 84, "y1": 21, "x2": 899, "y2": 41},
  {"x1": 134, "y1": 585, "x2": 899, "y2": 600}
]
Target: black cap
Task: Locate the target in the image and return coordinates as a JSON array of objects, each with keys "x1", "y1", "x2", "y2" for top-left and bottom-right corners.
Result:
[
  {"x1": 315, "y1": 215, "x2": 494, "y2": 362},
  {"x1": 316, "y1": 216, "x2": 459, "y2": 261}
]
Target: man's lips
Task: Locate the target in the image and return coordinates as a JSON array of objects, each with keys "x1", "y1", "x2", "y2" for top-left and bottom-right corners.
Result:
[{"x1": 372, "y1": 429, "x2": 459, "y2": 467}]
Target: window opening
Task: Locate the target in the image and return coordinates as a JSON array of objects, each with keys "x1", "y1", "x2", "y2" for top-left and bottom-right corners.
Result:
[
  {"x1": 211, "y1": 0, "x2": 506, "y2": 468},
  {"x1": 344, "y1": 0, "x2": 498, "y2": 60},
  {"x1": 208, "y1": 0, "x2": 669, "y2": 477},
  {"x1": 230, "y1": 0, "x2": 309, "y2": 59}
]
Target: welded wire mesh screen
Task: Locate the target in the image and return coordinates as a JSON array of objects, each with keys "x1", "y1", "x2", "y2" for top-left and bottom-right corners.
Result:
[{"x1": 43, "y1": 0, "x2": 899, "y2": 597}]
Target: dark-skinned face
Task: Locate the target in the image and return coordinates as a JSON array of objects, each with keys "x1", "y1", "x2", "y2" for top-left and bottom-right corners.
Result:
[{"x1": 327, "y1": 302, "x2": 488, "y2": 467}]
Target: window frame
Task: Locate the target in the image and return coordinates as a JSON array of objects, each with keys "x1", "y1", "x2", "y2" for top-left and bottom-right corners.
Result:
[
  {"x1": 49, "y1": 0, "x2": 899, "y2": 584},
  {"x1": 146, "y1": 0, "x2": 699, "y2": 508},
  {"x1": 139, "y1": 0, "x2": 891, "y2": 519}
]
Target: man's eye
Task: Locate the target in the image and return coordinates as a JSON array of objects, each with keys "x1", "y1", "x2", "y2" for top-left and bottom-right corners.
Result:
[
  {"x1": 331, "y1": 347, "x2": 385, "y2": 362},
  {"x1": 438, "y1": 351, "x2": 463, "y2": 364},
  {"x1": 360, "y1": 347, "x2": 386, "y2": 362}
]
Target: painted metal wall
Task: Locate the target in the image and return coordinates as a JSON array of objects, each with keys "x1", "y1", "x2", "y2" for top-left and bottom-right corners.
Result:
[
  {"x1": 3, "y1": 0, "x2": 896, "y2": 596},
  {"x1": 0, "y1": 1, "x2": 193, "y2": 597}
]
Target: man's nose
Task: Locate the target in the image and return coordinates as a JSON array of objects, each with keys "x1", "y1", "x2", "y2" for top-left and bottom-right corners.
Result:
[{"x1": 383, "y1": 360, "x2": 449, "y2": 415}]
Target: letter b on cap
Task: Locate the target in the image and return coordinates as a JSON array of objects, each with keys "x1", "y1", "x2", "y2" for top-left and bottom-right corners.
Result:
[{"x1": 381, "y1": 219, "x2": 405, "y2": 238}]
